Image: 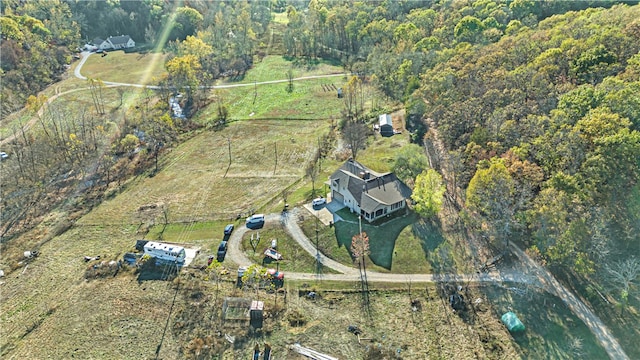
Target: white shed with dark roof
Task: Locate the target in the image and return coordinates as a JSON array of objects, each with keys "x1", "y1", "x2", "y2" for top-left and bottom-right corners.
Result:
[{"x1": 379, "y1": 114, "x2": 394, "y2": 136}]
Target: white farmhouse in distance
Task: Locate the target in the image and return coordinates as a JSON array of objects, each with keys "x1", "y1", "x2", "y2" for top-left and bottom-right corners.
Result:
[{"x1": 89, "y1": 35, "x2": 136, "y2": 51}]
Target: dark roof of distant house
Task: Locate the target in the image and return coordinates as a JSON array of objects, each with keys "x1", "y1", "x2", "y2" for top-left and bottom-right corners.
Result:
[
  {"x1": 92, "y1": 38, "x2": 105, "y2": 46},
  {"x1": 109, "y1": 35, "x2": 132, "y2": 45},
  {"x1": 330, "y1": 159, "x2": 412, "y2": 214}
]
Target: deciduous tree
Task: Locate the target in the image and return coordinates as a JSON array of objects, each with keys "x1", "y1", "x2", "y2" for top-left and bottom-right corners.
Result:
[
  {"x1": 411, "y1": 169, "x2": 445, "y2": 218},
  {"x1": 392, "y1": 144, "x2": 429, "y2": 186},
  {"x1": 466, "y1": 159, "x2": 516, "y2": 250},
  {"x1": 342, "y1": 121, "x2": 369, "y2": 160}
]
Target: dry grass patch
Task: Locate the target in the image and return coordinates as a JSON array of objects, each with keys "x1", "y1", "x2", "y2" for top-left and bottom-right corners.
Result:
[
  {"x1": 79, "y1": 120, "x2": 327, "y2": 225},
  {"x1": 80, "y1": 51, "x2": 168, "y2": 84}
]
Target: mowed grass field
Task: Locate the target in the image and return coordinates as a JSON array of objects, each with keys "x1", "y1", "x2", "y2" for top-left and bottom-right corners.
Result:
[
  {"x1": 81, "y1": 50, "x2": 168, "y2": 84},
  {"x1": 231, "y1": 55, "x2": 344, "y2": 84}
]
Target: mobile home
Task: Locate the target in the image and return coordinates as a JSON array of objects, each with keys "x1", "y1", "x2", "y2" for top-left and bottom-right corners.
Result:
[{"x1": 143, "y1": 241, "x2": 186, "y2": 264}]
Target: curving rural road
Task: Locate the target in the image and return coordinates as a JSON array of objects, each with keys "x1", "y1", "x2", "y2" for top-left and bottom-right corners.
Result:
[
  {"x1": 1, "y1": 52, "x2": 345, "y2": 147},
  {"x1": 227, "y1": 209, "x2": 544, "y2": 285}
]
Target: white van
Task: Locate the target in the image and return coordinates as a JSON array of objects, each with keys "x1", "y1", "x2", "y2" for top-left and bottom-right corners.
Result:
[{"x1": 246, "y1": 214, "x2": 265, "y2": 224}]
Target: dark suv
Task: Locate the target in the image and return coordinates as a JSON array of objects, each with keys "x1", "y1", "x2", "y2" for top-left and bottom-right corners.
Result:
[
  {"x1": 216, "y1": 241, "x2": 228, "y2": 262},
  {"x1": 224, "y1": 224, "x2": 234, "y2": 235}
]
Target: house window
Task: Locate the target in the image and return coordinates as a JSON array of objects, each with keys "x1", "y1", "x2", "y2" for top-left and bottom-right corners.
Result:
[{"x1": 391, "y1": 201, "x2": 404, "y2": 210}]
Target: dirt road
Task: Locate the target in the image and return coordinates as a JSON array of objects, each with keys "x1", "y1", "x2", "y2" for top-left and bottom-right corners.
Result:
[
  {"x1": 510, "y1": 244, "x2": 629, "y2": 360},
  {"x1": 2, "y1": 52, "x2": 345, "y2": 146},
  {"x1": 424, "y1": 115, "x2": 629, "y2": 360}
]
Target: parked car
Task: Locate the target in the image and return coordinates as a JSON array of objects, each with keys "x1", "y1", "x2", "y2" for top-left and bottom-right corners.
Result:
[
  {"x1": 246, "y1": 214, "x2": 265, "y2": 224},
  {"x1": 224, "y1": 224, "x2": 234, "y2": 235},
  {"x1": 312, "y1": 197, "x2": 326, "y2": 207},
  {"x1": 217, "y1": 241, "x2": 228, "y2": 261},
  {"x1": 0, "y1": 152, "x2": 8, "y2": 160},
  {"x1": 246, "y1": 214, "x2": 265, "y2": 229}
]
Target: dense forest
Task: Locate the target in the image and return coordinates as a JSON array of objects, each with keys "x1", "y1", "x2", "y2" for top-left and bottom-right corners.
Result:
[
  {"x1": 277, "y1": 0, "x2": 640, "y2": 294},
  {"x1": 1, "y1": 0, "x2": 639, "y2": 319}
]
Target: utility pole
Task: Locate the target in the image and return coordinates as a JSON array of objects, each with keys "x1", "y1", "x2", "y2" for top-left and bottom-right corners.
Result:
[
  {"x1": 317, "y1": 137, "x2": 322, "y2": 172},
  {"x1": 227, "y1": 137, "x2": 232, "y2": 166},
  {"x1": 253, "y1": 81, "x2": 257, "y2": 105},
  {"x1": 315, "y1": 211, "x2": 321, "y2": 277}
]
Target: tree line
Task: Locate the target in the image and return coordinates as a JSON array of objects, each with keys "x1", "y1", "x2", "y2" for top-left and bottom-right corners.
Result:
[{"x1": 281, "y1": 0, "x2": 640, "y2": 312}]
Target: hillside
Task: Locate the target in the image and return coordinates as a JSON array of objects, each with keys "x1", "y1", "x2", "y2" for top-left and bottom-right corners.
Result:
[{"x1": 1, "y1": 1, "x2": 640, "y2": 359}]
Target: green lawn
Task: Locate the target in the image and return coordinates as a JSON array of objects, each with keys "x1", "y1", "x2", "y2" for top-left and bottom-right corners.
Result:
[
  {"x1": 483, "y1": 284, "x2": 609, "y2": 359},
  {"x1": 333, "y1": 209, "x2": 426, "y2": 273},
  {"x1": 202, "y1": 78, "x2": 346, "y2": 122},
  {"x1": 356, "y1": 132, "x2": 412, "y2": 173},
  {"x1": 300, "y1": 217, "x2": 354, "y2": 266},
  {"x1": 241, "y1": 222, "x2": 336, "y2": 274},
  {"x1": 145, "y1": 220, "x2": 242, "y2": 251},
  {"x1": 223, "y1": 55, "x2": 344, "y2": 84},
  {"x1": 81, "y1": 50, "x2": 168, "y2": 84}
]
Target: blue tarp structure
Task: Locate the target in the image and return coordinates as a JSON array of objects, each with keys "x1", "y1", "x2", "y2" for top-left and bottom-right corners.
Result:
[{"x1": 501, "y1": 311, "x2": 525, "y2": 332}]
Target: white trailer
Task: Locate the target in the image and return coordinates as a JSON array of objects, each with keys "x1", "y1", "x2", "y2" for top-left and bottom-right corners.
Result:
[{"x1": 143, "y1": 241, "x2": 186, "y2": 264}]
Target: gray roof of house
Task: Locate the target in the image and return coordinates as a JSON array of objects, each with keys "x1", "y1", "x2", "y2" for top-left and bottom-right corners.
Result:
[
  {"x1": 330, "y1": 159, "x2": 411, "y2": 214},
  {"x1": 379, "y1": 114, "x2": 392, "y2": 127},
  {"x1": 109, "y1": 35, "x2": 132, "y2": 45},
  {"x1": 92, "y1": 38, "x2": 105, "y2": 45}
]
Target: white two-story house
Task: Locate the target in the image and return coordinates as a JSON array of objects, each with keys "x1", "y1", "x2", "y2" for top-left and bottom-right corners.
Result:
[{"x1": 329, "y1": 159, "x2": 412, "y2": 222}]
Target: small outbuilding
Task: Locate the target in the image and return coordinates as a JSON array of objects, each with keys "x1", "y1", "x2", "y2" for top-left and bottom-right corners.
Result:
[
  {"x1": 250, "y1": 300, "x2": 264, "y2": 329},
  {"x1": 378, "y1": 114, "x2": 393, "y2": 136}
]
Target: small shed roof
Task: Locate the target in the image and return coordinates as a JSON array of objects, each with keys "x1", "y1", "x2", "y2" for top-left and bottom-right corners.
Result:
[
  {"x1": 250, "y1": 300, "x2": 264, "y2": 311},
  {"x1": 379, "y1": 114, "x2": 392, "y2": 127}
]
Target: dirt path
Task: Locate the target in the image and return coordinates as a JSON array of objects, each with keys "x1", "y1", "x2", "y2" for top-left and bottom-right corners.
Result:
[
  {"x1": 424, "y1": 116, "x2": 629, "y2": 360},
  {"x1": 510, "y1": 244, "x2": 629, "y2": 360}
]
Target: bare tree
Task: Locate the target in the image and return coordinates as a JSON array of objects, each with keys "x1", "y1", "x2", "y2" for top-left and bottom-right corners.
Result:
[
  {"x1": 604, "y1": 257, "x2": 640, "y2": 315},
  {"x1": 286, "y1": 68, "x2": 294, "y2": 93},
  {"x1": 116, "y1": 87, "x2": 126, "y2": 108},
  {"x1": 306, "y1": 158, "x2": 319, "y2": 198},
  {"x1": 159, "y1": 203, "x2": 170, "y2": 239},
  {"x1": 87, "y1": 78, "x2": 106, "y2": 115},
  {"x1": 281, "y1": 188, "x2": 290, "y2": 210},
  {"x1": 342, "y1": 121, "x2": 369, "y2": 160},
  {"x1": 352, "y1": 228, "x2": 371, "y2": 316},
  {"x1": 215, "y1": 94, "x2": 229, "y2": 128}
]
